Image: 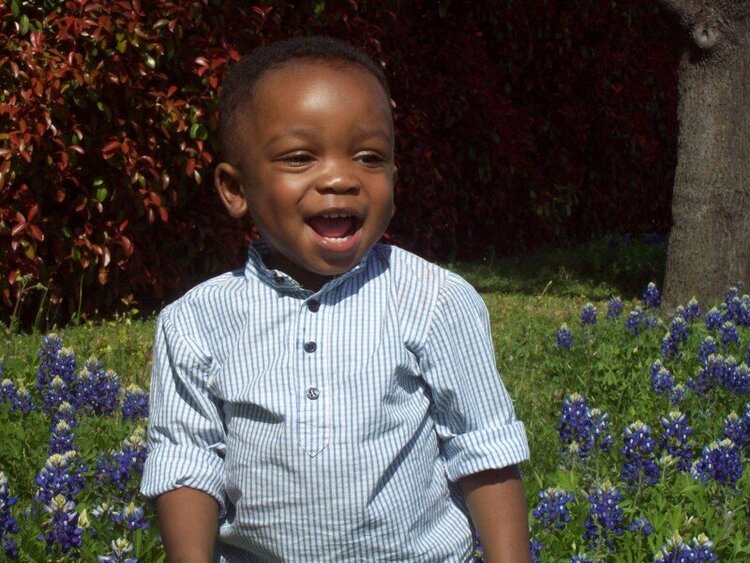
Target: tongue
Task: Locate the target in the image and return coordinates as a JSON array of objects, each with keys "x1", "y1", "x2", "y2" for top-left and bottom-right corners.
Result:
[{"x1": 308, "y1": 216, "x2": 355, "y2": 238}]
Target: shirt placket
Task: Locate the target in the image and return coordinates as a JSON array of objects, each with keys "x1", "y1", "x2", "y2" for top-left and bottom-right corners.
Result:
[{"x1": 296, "y1": 295, "x2": 329, "y2": 457}]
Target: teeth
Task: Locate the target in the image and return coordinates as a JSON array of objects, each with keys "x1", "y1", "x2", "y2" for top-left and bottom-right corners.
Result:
[{"x1": 321, "y1": 213, "x2": 352, "y2": 219}]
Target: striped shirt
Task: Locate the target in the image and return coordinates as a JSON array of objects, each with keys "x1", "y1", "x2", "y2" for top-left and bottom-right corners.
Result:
[{"x1": 141, "y1": 243, "x2": 529, "y2": 562}]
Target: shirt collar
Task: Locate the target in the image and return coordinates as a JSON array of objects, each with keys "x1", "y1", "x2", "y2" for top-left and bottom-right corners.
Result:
[{"x1": 244, "y1": 239, "x2": 373, "y2": 296}]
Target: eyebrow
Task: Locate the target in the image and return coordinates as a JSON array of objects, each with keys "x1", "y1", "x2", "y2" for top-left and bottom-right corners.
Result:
[{"x1": 263, "y1": 127, "x2": 394, "y2": 150}]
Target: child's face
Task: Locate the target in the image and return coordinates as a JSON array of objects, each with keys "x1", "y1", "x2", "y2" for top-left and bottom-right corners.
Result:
[{"x1": 215, "y1": 61, "x2": 395, "y2": 290}]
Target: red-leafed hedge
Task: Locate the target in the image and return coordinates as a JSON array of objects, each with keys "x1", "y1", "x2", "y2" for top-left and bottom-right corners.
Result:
[{"x1": 0, "y1": 0, "x2": 679, "y2": 326}]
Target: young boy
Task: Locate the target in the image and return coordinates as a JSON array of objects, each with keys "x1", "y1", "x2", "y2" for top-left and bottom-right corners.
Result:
[{"x1": 141, "y1": 36, "x2": 530, "y2": 562}]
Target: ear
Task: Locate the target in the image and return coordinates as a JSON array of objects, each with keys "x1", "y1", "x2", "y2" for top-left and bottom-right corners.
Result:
[{"x1": 215, "y1": 162, "x2": 248, "y2": 218}]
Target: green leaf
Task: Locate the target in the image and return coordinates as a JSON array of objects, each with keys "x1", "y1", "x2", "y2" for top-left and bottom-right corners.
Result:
[
  {"x1": 10, "y1": 0, "x2": 19, "y2": 18},
  {"x1": 189, "y1": 123, "x2": 207, "y2": 140},
  {"x1": 19, "y1": 14, "x2": 29, "y2": 35}
]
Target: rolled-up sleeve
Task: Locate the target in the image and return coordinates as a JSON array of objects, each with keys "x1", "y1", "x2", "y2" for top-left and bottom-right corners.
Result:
[
  {"x1": 140, "y1": 308, "x2": 227, "y2": 513},
  {"x1": 418, "y1": 273, "x2": 529, "y2": 482}
]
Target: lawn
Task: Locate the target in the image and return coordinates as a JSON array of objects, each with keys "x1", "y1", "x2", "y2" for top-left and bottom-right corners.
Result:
[{"x1": 3, "y1": 236, "x2": 749, "y2": 561}]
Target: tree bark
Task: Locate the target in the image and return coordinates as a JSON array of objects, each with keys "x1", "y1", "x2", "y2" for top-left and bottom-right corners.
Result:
[{"x1": 658, "y1": 0, "x2": 750, "y2": 312}]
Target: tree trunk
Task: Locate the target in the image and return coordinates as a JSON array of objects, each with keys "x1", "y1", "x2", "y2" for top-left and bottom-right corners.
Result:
[{"x1": 658, "y1": 0, "x2": 750, "y2": 312}]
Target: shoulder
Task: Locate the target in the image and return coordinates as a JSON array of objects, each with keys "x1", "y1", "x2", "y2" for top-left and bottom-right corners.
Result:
[{"x1": 158, "y1": 268, "x2": 248, "y2": 345}]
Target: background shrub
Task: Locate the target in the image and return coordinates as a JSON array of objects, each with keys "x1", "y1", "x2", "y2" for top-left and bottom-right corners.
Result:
[{"x1": 0, "y1": 0, "x2": 679, "y2": 326}]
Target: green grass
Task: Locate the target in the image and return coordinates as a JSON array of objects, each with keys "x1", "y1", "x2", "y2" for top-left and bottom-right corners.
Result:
[{"x1": 13, "y1": 237, "x2": 750, "y2": 559}]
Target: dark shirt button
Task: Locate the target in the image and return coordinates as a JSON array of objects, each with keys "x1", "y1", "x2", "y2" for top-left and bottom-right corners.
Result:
[
  {"x1": 306, "y1": 387, "x2": 320, "y2": 400},
  {"x1": 307, "y1": 300, "x2": 320, "y2": 312},
  {"x1": 304, "y1": 341, "x2": 317, "y2": 353}
]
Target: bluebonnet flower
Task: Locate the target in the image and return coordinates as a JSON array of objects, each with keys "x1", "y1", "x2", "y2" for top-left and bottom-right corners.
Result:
[
  {"x1": 74, "y1": 360, "x2": 121, "y2": 416},
  {"x1": 49, "y1": 420, "x2": 76, "y2": 455},
  {"x1": 121, "y1": 384, "x2": 149, "y2": 421},
  {"x1": 661, "y1": 332, "x2": 679, "y2": 360},
  {"x1": 626, "y1": 308, "x2": 646, "y2": 336},
  {"x1": 684, "y1": 297, "x2": 701, "y2": 322},
  {"x1": 719, "y1": 321, "x2": 740, "y2": 348},
  {"x1": 654, "y1": 532, "x2": 717, "y2": 562},
  {"x1": 98, "y1": 537, "x2": 138, "y2": 563},
  {"x1": 34, "y1": 452, "x2": 86, "y2": 504},
  {"x1": 670, "y1": 383, "x2": 686, "y2": 406},
  {"x1": 606, "y1": 297, "x2": 623, "y2": 319},
  {"x1": 734, "y1": 296, "x2": 750, "y2": 327},
  {"x1": 650, "y1": 361, "x2": 675, "y2": 395},
  {"x1": 722, "y1": 411, "x2": 749, "y2": 448},
  {"x1": 621, "y1": 421, "x2": 660, "y2": 486},
  {"x1": 96, "y1": 427, "x2": 148, "y2": 490},
  {"x1": 629, "y1": 516, "x2": 654, "y2": 536},
  {"x1": 51, "y1": 401, "x2": 77, "y2": 427},
  {"x1": 583, "y1": 481, "x2": 624, "y2": 546},
  {"x1": 529, "y1": 538, "x2": 542, "y2": 563},
  {"x1": 41, "y1": 376, "x2": 72, "y2": 412},
  {"x1": 704, "y1": 307, "x2": 723, "y2": 332},
  {"x1": 670, "y1": 316, "x2": 689, "y2": 343},
  {"x1": 556, "y1": 324, "x2": 574, "y2": 350},
  {"x1": 112, "y1": 502, "x2": 150, "y2": 531},
  {"x1": 558, "y1": 393, "x2": 592, "y2": 455},
  {"x1": 660, "y1": 411, "x2": 693, "y2": 471},
  {"x1": 642, "y1": 282, "x2": 661, "y2": 310},
  {"x1": 571, "y1": 556, "x2": 594, "y2": 563},
  {"x1": 691, "y1": 439, "x2": 743, "y2": 488},
  {"x1": 38, "y1": 494, "x2": 84, "y2": 554},
  {"x1": 37, "y1": 346, "x2": 77, "y2": 399},
  {"x1": 589, "y1": 408, "x2": 613, "y2": 452},
  {"x1": 580, "y1": 303, "x2": 597, "y2": 327},
  {"x1": 0, "y1": 378, "x2": 34, "y2": 413},
  {"x1": 532, "y1": 487, "x2": 575, "y2": 530},
  {"x1": 0, "y1": 472, "x2": 19, "y2": 559},
  {"x1": 724, "y1": 362, "x2": 750, "y2": 395},
  {"x1": 687, "y1": 354, "x2": 737, "y2": 394},
  {"x1": 698, "y1": 336, "x2": 719, "y2": 365},
  {"x1": 37, "y1": 334, "x2": 63, "y2": 366}
]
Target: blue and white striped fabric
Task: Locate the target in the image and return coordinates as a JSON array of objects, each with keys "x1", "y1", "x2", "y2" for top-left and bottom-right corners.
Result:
[{"x1": 141, "y1": 243, "x2": 529, "y2": 562}]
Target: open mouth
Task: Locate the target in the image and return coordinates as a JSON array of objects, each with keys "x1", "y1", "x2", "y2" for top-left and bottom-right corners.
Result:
[{"x1": 306, "y1": 212, "x2": 362, "y2": 242}]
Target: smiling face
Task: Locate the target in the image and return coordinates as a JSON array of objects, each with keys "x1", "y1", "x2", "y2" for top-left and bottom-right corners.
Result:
[{"x1": 215, "y1": 60, "x2": 395, "y2": 291}]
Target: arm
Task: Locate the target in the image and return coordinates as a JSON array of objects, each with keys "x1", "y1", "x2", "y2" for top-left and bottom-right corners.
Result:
[
  {"x1": 156, "y1": 487, "x2": 219, "y2": 563},
  {"x1": 459, "y1": 465, "x2": 530, "y2": 563}
]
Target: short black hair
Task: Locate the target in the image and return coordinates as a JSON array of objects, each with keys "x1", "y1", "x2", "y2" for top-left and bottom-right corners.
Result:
[{"x1": 217, "y1": 35, "x2": 390, "y2": 160}]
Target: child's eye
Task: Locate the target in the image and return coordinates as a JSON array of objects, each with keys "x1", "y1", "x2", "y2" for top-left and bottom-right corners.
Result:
[
  {"x1": 281, "y1": 153, "x2": 314, "y2": 167},
  {"x1": 355, "y1": 152, "x2": 385, "y2": 166}
]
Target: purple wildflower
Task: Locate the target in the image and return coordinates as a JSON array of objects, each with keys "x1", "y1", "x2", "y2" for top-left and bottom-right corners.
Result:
[
  {"x1": 37, "y1": 347, "x2": 77, "y2": 411},
  {"x1": 642, "y1": 282, "x2": 661, "y2": 310},
  {"x1": 621, "y1": 421, "x2": 660, "y2": 486},
  {"x1": 558, "y1": 393, "x2": 593, "y2": 456},
  {"x1": 589, "y1": 408, "x2": 613, "y2": 452},
  {"x1": 684, "y1": 297, "x2": 701, "y2": 322},
  {"x1": 722, "y1": 411, "x2": 749, "y2": 448},
  {"x1": 98, "y1": 537, "x2": 138, "y2": 563},
  {"x1": 73, "y1": 360, "x2": 121, "y2": 416},
  {"x1": 660, "y1": 411, "x2": 693, "y2": 471},
  {"x1": 628, "y1": 516, "x2": 654, "y2": 536},
  {"x1": 580, "y1": 303, "x2": 597, "y2": 327},
  {"x1": 0, "y1": 472, "x2": 19, "y2": 559},
  {"x1": 704, "y1": 308, "x2": 723, "y2": 332},
  {"x1": 1, "y1": 378, "x2": 34, "y2": 413},
  {"x1": 719, "y1": 321, "x2": 740, "y2": 349},
  {"x1": 606, "y1": 297, "x2": 623, "y2": 319},
  {"x1": 626, "y1": 308, "x2": 645, "y2": 336},
  {"x1": 529, "y1": 538, "x2": 542, "y2": 563},
  {"x1": 34, "y1": 452, "x2": 86, "y2": 505},
  {"x1": 650, "y1": 361, "x2": 675, "y2": 395},
  {"x1": 532, "y1": 487, "x2": 575, "y2": 530},
  {"x1": 49, "y1": 420, "x2": 76, "y2": 456},
  {"x1": 112, "y1": 503, "x2": 150, "y2": 531},
  {"x1": 95, "y1": 427, "x2": 148, "y2": 490},
  {"x1": 121, "y1": 385, "x2": 149, "y2": 421},
  {"x1": 654, "y1": 532, "x2": 717, "y2": 562},
  {"x1": 698, "y1": 336, "x2": 719, "y2": 365},
  {"x1": 670, "y1": 383, "x2": 686, "y2": 406},
  {"x1": 38, "y1": 495, "x2": 84, "y2": 555},
  {"x1": 583, "y1": 481, "x2": 624, "y2": 546},
  {"x1": 556, "y1": 324, "x2": 574, "y2": 350},
  {"x1": 691, "y1": 439, "x2": 743, "y2": 488}
]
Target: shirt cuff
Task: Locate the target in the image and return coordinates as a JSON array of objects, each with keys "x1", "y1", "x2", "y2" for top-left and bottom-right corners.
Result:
[
  {"x1": 140, "y1": 444, "x2": 226, "y2": 515},
  {"x1": 441, "y1": 420, "x2": 529, "y2": 482}
]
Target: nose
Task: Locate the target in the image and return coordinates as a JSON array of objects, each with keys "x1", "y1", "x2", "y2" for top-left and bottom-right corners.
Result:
[{"x1": 315, "y1": 159, "x2": 360, "y2": 194}]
